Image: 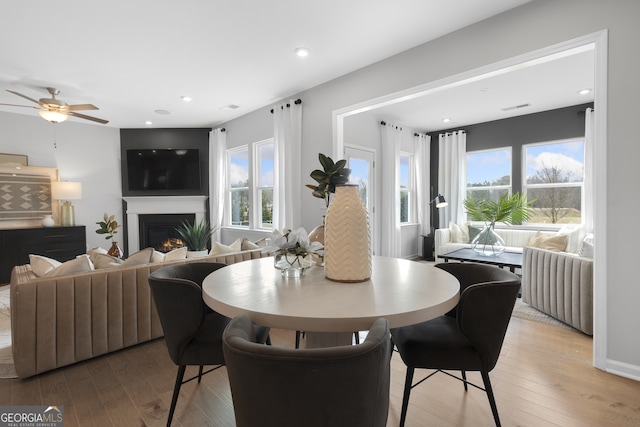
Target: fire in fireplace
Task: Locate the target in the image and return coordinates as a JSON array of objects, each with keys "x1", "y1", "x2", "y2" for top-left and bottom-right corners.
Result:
[{"x1": 139, "y1": 213, "x2": 195, "y2": 253}]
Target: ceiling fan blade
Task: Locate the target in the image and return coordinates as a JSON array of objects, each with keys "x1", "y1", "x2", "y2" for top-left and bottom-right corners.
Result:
[
  {"x1": 0, "y1": 102, "x2": 38, "y2": 109},
  {"x1": 68, "y1": 111, "x2": 109, "y2": 124},
  {"x1": 67, "y1": 103, "x2": 99, "y2": 111},
  {"x1": 6, "y1": 90, "x2": 42, "y2": 106}
]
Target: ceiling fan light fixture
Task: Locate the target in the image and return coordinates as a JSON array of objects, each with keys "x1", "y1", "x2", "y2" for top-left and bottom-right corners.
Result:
[{"x1": 39, "y1": 110, "x2": 68, "y2": 123}]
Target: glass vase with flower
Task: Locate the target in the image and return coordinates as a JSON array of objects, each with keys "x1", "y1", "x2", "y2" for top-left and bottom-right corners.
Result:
[{"x1": 262, "y1": 228, "x2": 324, "y2": 277}]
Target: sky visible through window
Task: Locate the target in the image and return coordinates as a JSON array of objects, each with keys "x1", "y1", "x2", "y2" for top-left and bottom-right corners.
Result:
[
  {"x1": 467, "y1": 149, "x2": 511, "y2": 185},
  {"x1": 525, "y1": 140, "x2": 584, "y2": 181}
]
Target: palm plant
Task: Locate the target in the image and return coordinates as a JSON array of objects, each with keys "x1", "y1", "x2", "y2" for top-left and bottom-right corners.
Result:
[
  {"x1": 176, "y1": 219, "x2": 215, "y2": 251},
  {"x1": 463, "y1": 192, "x2": 534, "y2": 227}
]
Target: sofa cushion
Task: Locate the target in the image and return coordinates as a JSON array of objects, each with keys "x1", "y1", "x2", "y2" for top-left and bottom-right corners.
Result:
[
  {"x1": 86, "y1": 246, "x2": 108, "y2": 264},
  {"x1": 123, "y1": 247, "x2": 155, "y2": 265},
  {"x1": 241, "y1": 238, "x2": 261, "y2": 251},
  {"x1": 92, "y1": 253, "x2": 124, "y2": 269},
  {"x1": 528, "y1": 231, "x2": 567, "y2": 252},
  {"x1": 151, "y1": 246, "x2": 188, "y2": 263},
  {"x1": 210, "y1": 238, "x2": 243, "y2": 255},
  {"x1": 558, "y1": 225, "x2": 586, "y2": 254},
  {"x1": 45, "y1": 254, "x2": 94, "y2": 277},
  {"x1": 449, "y1": 222, "x2": 469, "y2": 243},
  {"x1": 29, "y1": 254, "x2": 62, "y2": 277}
]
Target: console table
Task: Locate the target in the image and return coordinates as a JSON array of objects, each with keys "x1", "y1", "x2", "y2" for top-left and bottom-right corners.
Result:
[{"x1": 0, "y1": 226, "x2": 86, "y2": 284}]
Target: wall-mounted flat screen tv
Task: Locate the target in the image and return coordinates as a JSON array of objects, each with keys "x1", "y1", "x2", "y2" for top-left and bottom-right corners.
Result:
[{"x1": 126, "y1": 149, "x2": 201, "y2": 191}]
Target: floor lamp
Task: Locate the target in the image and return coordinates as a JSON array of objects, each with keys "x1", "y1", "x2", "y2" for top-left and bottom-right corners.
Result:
[
  {"x1": 51, "y1": 181, "x2": 82, "y2": 226},
  {"x1": 423, "y1": 194, "x2": 448, "y2": 261}
]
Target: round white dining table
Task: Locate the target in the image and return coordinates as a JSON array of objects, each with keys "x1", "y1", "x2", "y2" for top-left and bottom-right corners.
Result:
[{"x1": 202, "y1": 256, "x2": 460, "y2": 347}]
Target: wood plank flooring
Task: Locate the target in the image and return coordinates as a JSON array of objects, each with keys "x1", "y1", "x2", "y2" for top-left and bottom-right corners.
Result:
[{"x1": 3, "y1": 317, "x2": 640, "y2": 426}]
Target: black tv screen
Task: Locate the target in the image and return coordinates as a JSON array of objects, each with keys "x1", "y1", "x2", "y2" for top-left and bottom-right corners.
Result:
[{"x1": 127, "y1": 149, "x2": 201, "y2": 191}]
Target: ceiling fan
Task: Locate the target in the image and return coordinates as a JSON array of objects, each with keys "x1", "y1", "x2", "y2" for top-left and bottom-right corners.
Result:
[{"x1": 0, "y1": 87, "x2": 109, "y2": 124}]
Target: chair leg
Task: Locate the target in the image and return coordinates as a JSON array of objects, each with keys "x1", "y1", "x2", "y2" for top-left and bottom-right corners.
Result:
[
  {"x1": 354, "y1": 331, "x2": 360, "y2": 344},
  {"x1": 295, "y1": 331, "x2": 301, "y2": 349},
  {"x1": 481, "y1": 370, "x2": 501, "y2": 427},
  {"x1": 198, "y1": 365, "x2": 204, "y2": 383},
  {"x1": 168, "y1": 365, "x2": 187, "y2": 427},
  {"x1": 461, "y1": 370, "x2": 468, "y2": 391},
  {"x1": 399, "y1": 367, "x2": 415, "y2": 427}
]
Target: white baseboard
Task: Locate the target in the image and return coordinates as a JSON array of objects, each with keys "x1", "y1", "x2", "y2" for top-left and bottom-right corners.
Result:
[{"x1": 606, "y1": 359, "x2": 640, "y2": 382}]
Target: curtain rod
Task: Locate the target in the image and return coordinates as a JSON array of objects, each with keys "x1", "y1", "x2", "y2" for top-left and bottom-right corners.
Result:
[
  {"x1": 439, "y1": 130, "x2": 466, "y2": 136},
  {"x1": 270, "y1": 99, "x2": 302, "y2": 113},
  {"x1": 380, "y1": 121, "x2": 402, "y2": 130}
]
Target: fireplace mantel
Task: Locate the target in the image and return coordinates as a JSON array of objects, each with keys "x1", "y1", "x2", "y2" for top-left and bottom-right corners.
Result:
[{"x1": 124, "y1": 196, "x2": 208, "y2": 254}]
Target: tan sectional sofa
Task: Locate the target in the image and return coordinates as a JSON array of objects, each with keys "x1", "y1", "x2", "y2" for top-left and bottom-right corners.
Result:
[{"x1": 10, "y1": 249, "x2": 269, "y2": 378}]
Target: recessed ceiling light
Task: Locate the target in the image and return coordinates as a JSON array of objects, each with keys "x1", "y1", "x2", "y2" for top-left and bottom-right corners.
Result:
[
  {"x1": 578, "y1": 88, "x2": 592, "y2": 95},
  {"x1": 154, "y1": 109, "x2": 171, "y2": 115},
  {"x1": 442, "y1": 118, "x2": 451, "y2": 123},
  {"x1": 220, "y1": 104, "x2": 240, "y2": 111},
  {"x1": 181, "y1": 96, "x2": 192, "y2": 102},
  {"x1": 294, "y1": 47, "x2": 310, "y2": 57},
  {"x1": 144, "y1": 120, "x2": 152, "y2": 125}
]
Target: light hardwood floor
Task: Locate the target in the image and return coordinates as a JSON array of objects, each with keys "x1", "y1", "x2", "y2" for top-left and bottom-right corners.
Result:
[{"x1": 2, "y1": 317, "x2": 640, "y2": 427}]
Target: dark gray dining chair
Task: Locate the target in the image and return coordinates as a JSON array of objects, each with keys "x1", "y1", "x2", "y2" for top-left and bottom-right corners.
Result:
[
  {"x1": 223, "y1": 314, "x2": 391, "y2": 427},
  {"x1": 149, "y1": 262, "x2": 270, "y2": 426},
  {"x1": 391, "y1": 263, "x2": 520, "y2": 427}
]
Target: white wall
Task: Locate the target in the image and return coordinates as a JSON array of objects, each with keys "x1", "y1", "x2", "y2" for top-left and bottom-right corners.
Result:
[
  {"x1": 220, "y1": 0, "x2": 640, "y2": 378},
  {"x1": 0, "y1": 111, "x2": 122, "y2": 250}
]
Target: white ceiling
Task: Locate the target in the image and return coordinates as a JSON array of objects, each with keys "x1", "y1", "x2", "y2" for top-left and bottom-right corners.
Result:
[
  {"x1": 360, "y1": 46, "x2": 595, "y2": 132},
  {"x1": 0, "y1": 0, "x2": 540, "y2": 129}
]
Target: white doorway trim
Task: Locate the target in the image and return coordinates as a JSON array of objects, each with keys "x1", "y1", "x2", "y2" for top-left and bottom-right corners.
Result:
[{"x1": 332, "y1": 30, "x2": 608, "y2": 370}]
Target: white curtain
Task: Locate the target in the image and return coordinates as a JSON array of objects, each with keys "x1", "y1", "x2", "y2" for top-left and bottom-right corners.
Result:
[
  {"x1": 380, "y1": 122, "x2": 402, "y2": 258},
  {"x1": 209, "y1": 128, "x2": 227, "y2": 244},
  {"x1": 584, "y1": 108, "x2": 595, "y2": 233},
  {"x1": 273, "y1": 100, "x2": 302, "y2": 230},
  {"x1": 414, "y1": 132, "x2": 431, "y2": 236},
  {"x1": 438, "y1": 130, "x2": 467, "y2": 228}
]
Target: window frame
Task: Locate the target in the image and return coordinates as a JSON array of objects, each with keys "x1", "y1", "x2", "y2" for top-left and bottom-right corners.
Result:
[
  {"x1": 521, "y1": 138, "x2": 585, "y2": 227},
  {"x1": 399, "y1": 151, "x2": 416, "y2": 224},
  {"x1": 465, "y1": 146, "x2": 513, "y2": 203},
  {"x1": 253, "y1": 138, "x2": 274, "y2": 229},
  {"x1": 226, "y1": 145, "x2": 250, "y2": 228}
]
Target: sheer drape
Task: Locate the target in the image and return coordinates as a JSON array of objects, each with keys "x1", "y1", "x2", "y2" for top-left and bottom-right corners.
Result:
[
  {"x1": 380, "y1": 122, "x2": 402, "y2": 257},
  {"x1": 438, "y1": 130, "x2": 467, "y2": 228},
  {"x1": 584, "y1": 108, "x2": 595, "y2": 233},
  {"x1": 273, "y1": 100, "x2": 302, "y2": 230},
  {"x1": 414, "y1": 132, "x2": 431, "y2": 236},
  {"x1": 209, "y1": 128, "x2": 226, "y2": 244}
]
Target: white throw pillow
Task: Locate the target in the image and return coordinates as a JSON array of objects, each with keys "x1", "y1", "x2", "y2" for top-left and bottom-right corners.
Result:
[
  {"x1": 45, "y1": 255, "x2": 94, "y2": 277},
  {"x1": 92, "y1": 253, "x2": 124, "y2": 269},
  {"x1": 29, "y1": 254, "x2": 62, "y2": 277},
  {"x1": 579, "y1": 234, "x2": 595, "y2": 258},
  {"x1": 152, "y1": 247, "x2": 189, "y2": 263},
  {"x1": 210, "y1": 238, "x2": 243, "y2": 256},
  {"x1": 449, "y1": 221, "x2": 469, "y2": 243},
  {"x1": 241, "y1": 238, "x2": 260, "y2": 251},
  {"x1": 122, "y1": 247, "x2": 155, "y2": 266},
  {"x1": 86, "y1": 246, "x2": 108, "y2": 264},
  {"x1": 558, "y1": 225, "x2": 585, "y2": 254}
]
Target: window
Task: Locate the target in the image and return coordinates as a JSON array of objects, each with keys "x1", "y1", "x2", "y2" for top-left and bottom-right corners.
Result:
[
  {"x1": 226, "y1": 139, "x2": 274, "y2": 229},
  {"x1": 466, "y1": 148, "x2": 512, "y2": 202},
  {"x1": 523, "y1": 139, "x2": 584, "y2": 225},
  {"x1": 399, "y1": 152, "x2": 414, "y2": 223},
  {"x1": 228, "y1": 147, "x2": 249, "y2": 226},
  {"x1": 255, "y1": 140, "x2": 274, "y2": 228}
]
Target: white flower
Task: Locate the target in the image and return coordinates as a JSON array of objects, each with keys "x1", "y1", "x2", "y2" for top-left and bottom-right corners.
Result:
[{"x1": 262, "y1": 227, "x2": 324, "y2": 256}]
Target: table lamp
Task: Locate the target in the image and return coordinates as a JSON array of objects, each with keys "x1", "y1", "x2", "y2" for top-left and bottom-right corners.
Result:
[{"x1": 51, "y1": 181, "x2": 82, "y2": 226}]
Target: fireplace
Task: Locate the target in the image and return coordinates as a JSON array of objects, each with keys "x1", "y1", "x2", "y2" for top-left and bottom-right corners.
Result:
[
  {"x1": 139, "y1": 213, "x2": 195, "y2": 252},
  {"x1": 123, "y1": 196, "x2": 208, "y2": 255}
]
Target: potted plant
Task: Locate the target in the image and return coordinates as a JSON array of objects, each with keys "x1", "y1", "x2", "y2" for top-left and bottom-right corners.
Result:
[
  {"x1": 95, "y1": 213, "x2": 123, "y2": 259},
  {"x1": 176, "y1": 219, "x2": 216, "y2": 257},
  {"x1": 306, "y1": 153, "x2": 351, "y2": 208},
  {"x1": 463, "y1": 192, "x2": 534, "y2": 256}
]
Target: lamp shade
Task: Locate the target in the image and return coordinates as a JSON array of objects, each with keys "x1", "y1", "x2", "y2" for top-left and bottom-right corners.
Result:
[
  {"x1": 51, "y1": 181, "x2": 82, "y2": 200},
  {"x1": 431, "y1": 194, "x2": 448, "y2": 209}
]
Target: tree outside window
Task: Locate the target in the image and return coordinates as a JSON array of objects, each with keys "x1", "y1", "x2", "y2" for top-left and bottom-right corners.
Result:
[
  {"x1": 399, "y1": 153, "x2": 414, "y2": 223},
  {"x1": 228, "y1": 148, "x2": 249, "y2": 226},
  {"x1": 523, "y1": 139, "x2": 584, "y2": 225}
]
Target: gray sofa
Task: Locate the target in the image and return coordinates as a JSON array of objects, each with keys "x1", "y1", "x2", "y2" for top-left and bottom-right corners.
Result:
[
  {"x1": 10, "y1": 249, "x2": 269, "y2": 378},
  {"x1": 521, "y1": 246, "x2": 593, "y2": 335}
]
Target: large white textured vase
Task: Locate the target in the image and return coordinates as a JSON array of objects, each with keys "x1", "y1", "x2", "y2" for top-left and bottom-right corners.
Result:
[{"x1": 324, "y1": 184, "x2": 371, "y2": 282}]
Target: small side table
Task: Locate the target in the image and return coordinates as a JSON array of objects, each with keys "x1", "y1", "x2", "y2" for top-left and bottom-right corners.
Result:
[{"x1": 421, "y1": 234, "x2": 435, "y2": 261}]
